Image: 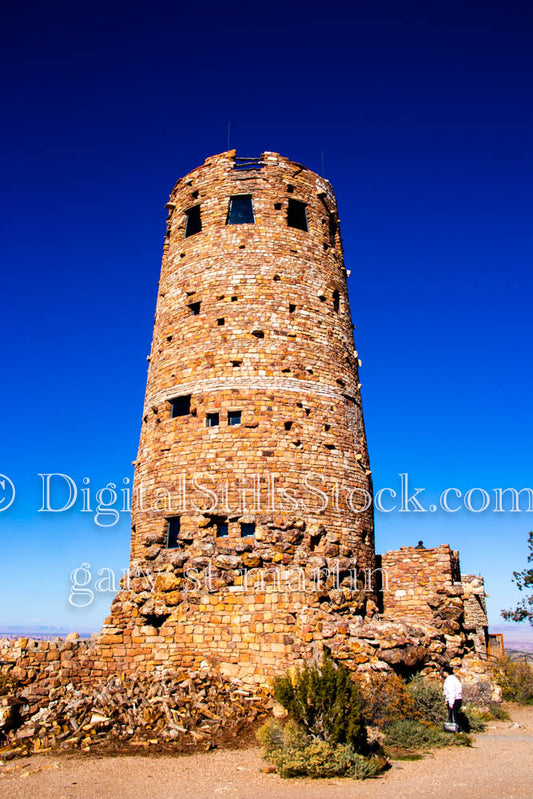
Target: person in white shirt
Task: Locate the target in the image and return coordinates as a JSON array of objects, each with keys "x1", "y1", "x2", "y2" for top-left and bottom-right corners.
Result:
[{"x1": 443, "y1": 666, "x2": 463, "y2": 724}]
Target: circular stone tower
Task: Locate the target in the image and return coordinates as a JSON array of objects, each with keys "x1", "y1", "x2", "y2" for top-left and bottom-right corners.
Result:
[{"x1": 131, "y1": 150, "x2": 375, "y2": 591}]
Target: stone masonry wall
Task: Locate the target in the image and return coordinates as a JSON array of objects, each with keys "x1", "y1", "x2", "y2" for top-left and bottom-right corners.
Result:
[{"x1": 380, "y1": 545, "x2": 461, "y2": 622}]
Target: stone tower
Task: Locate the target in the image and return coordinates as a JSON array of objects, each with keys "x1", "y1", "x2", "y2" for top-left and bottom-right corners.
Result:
[
  {"x1": 0, "y1": 153, "x2": 492, "y2": 701},
  {"x1": 131, "y1": 150, "x2": 375, "y2": 577},
  {"x1": 94, "y1": 150, "x2": 398, "y2": 684}
]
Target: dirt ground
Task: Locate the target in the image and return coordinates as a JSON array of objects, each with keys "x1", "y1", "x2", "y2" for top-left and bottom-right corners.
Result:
[{"x1": 1, "y1": 704, "x2": 532, "y2": 799}]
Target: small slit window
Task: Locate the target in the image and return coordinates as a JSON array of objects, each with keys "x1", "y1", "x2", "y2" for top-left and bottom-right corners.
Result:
[
  {"x1": 227, "y1": 195, "x2": 255, "y2": 225},
  {"x1": 228, "y1": 410, "x2": 241, "y2": 426},
  {"x1": 287, "y1": 199, "x2": 308, "y2": 231},
  {"x1": 329, "y1": 213, "x2": 338, "y2": 245},
  {"x1": 189, "y1": 301, "x2": 201, "y2": 315},
  {"x1": 207, "y1": 412, "x2": 219, "y2": 427},
  {"x1": 184, "y1": 205, "x2": 202, "y2": 237},
  {"x1": 241, "y1": 522, "x2": 255, "y2": 537},
  {"x1": 166, "y1": 517, "x2": 180, "y2": 548},
  {"x1": 216, "y1": 520, "x2": 229, "y2": 537},
  {"x1": 170, "y1": 395, "x2": 191, "y2": 417},
  {"x1": 333, "y1": 289, "x2": 340, "y2": 313}
]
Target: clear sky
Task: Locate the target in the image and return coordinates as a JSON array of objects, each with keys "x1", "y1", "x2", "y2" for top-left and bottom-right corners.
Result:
[{"x1": 1, "y1": 0, "x2": 532, "y2": 631}]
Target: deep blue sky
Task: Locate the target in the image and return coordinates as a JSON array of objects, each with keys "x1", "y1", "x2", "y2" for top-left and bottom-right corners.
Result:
[{"x1": 1, "y1": 0, "x2": 532, "y2": 630}]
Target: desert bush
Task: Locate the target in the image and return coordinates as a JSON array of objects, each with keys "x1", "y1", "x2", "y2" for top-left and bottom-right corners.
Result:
[
  {"x1": 460, "y1": 704, "x2": 486, "y2": 732},
  {"x1": 491, "y1": 656, "x2": 533, "y2": 704},
  {"x1": 272, "y1": 740, "x2": 385, "y2": 779},
  {"x1": 383, "y1": 719, "x2": 445, "y2": 750},
  {"x1": 356, "y1": 671, "x2": 417, "y2": 727},
  {"x1": 257, "y1": 721, "x2": 386, "y2": 780},
  {"x1": 272, "y1": 654, "x2": 367, "y2": 751},
  {"x1": 460, "y1": 701, "x2": 508, "y2": 730},
  {"x1": 256, "y1": 718, "x2": 284, "y2": 759},
  {"x1": 487, "y1": 702, "x2": 510, "y2": 720},
  {"x1": 275, "y1": 741, "x2": 385, "y2": 780},
  {"x1": 383, "y1": 719, "x2": 471, "y2": 751},
  {"x1": 407, "y1": 676, "x2": 446, "y2": 724}
]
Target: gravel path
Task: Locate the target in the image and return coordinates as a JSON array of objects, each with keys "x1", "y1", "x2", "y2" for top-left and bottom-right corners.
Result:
[{"x1": 1, "y1": 705, "x2": 532, "y2": 799}]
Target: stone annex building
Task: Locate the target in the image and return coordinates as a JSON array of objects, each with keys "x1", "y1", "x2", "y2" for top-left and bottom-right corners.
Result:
[{"x1": 2, "y1": 151, "x2": 490, "y2": 689}]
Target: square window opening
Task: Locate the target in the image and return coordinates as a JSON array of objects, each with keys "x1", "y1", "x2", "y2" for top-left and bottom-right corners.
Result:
[
  {"x1": 241, "y1": 522, "x2": 255, "y2": 537},
  {"x1": 289, "y1": 303, "x2": 296, "y2": 313},
  {"x1": 228, "y1": 410, "x2": 242, "y2": 426},
  {"x1": 227, "y1": 195, "x2": 255, "y2": 225},
  {"x1": 184, "y1": 205, "x2": 202, "y2": 237},
  {"x1": 216, "y1": 521, "x2": 229, "y2": 537},
  {"x1": 189, "y1": 301, "x2": 201, "y2": 315},
  {"x1": 166, "y1": 517, "x2": 180, "y2": 548},
  {"x1": 217, "y1": 318, "x2": 225, "y2": 326},
  {"x1": 207, "y1": 412, "x2": 219, "y2": 427},
  {"x1": 287, "y1": 199, "x2": 308, "y2": 231},
  {"x1": 170, "y1": 395, "x2": 191, "y2": 417}
]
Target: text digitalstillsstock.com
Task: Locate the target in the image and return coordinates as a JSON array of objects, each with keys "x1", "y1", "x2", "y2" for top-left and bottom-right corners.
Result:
[{"x1": 1, "y1": 472, "x2": 532, "y2": 526}]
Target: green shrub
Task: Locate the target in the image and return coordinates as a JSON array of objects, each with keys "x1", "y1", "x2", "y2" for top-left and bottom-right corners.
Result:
[
  {"x1": 488, "y1": 702, "x2": 510, "y2": 720},
  {"x1": 256, "y1": 718, "x2": 284, "y2": 760},
  {"x1": 273, "y1": 740, "x2": 344, "y2": 778},
  {"x1": 356, "y1": 672, "x2": 417, "y2": 727},
  {"x1": 383, "y1": 719, "x2": 471, "y2": 751},
  {"x1": 256, "y1": 722, "x2": 386, "y2": 781},
  {"x1": 407, "y1": 676, "x2": 446, "y2": 724},
  {"x1": 461, "y1": 704, "x2": 487, "y2": 733},
  {"x1": 491, "y1": 657, "x2": 533, "y2": 704},
  {"x1": 272, "y1": 654, "x2": 367, "y2": 752},
  {"x1": 272, "y1": 741, "x2": 385, "y2": 780},
  {"x1": 383, "y1": 719, "x2": 445, "y2": 750},
  {"x1": 282, "y1": 719, "x2": 310, "y2": 750}
]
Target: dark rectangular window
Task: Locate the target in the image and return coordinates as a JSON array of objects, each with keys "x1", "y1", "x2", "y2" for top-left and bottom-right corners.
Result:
[
  {"x1": 167, "y1": 517, "x2": 180, "y2": 548},
  {"x1": 170, "y1": 395, "x2": 191, "y2": 417},
  {"x1": 184, "y1": 205, "x2": 202, "y2": 237},
  {"x1": 207, "y1": 412, "x2": 219, "y2": 427},
  {"x1": 228, "y1": 410, "x2": 241, "y2": 426},
  {"x1": 329, "y1": 213, "x2": 338, "y2": 244},
  {"x1": 241, "y1": 522, "x2": 255, "y2": 537},
  {"x1": 188, "y1": 301, "x2": 201, "y2": 315},
  {"x1": 216, "y1": 521, "x2": 229, "y2": 537},
  {"x1": 227, "y1": 195, "x2": 255, "y2": 225},
  {"x1": 287, "y1": 199, "x2": 308, "y2": 231},
  {"x1": 289, "y1": 303, "x2": 296, "y2": 313},
  {"x1": 333, "y1": 289, "x2": 340, "y2": 313}
]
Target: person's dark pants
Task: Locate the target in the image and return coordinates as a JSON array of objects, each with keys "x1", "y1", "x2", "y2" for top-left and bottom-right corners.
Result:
[{"x1": 447, "y1": 699, "x2": 462, "y2": 724}]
